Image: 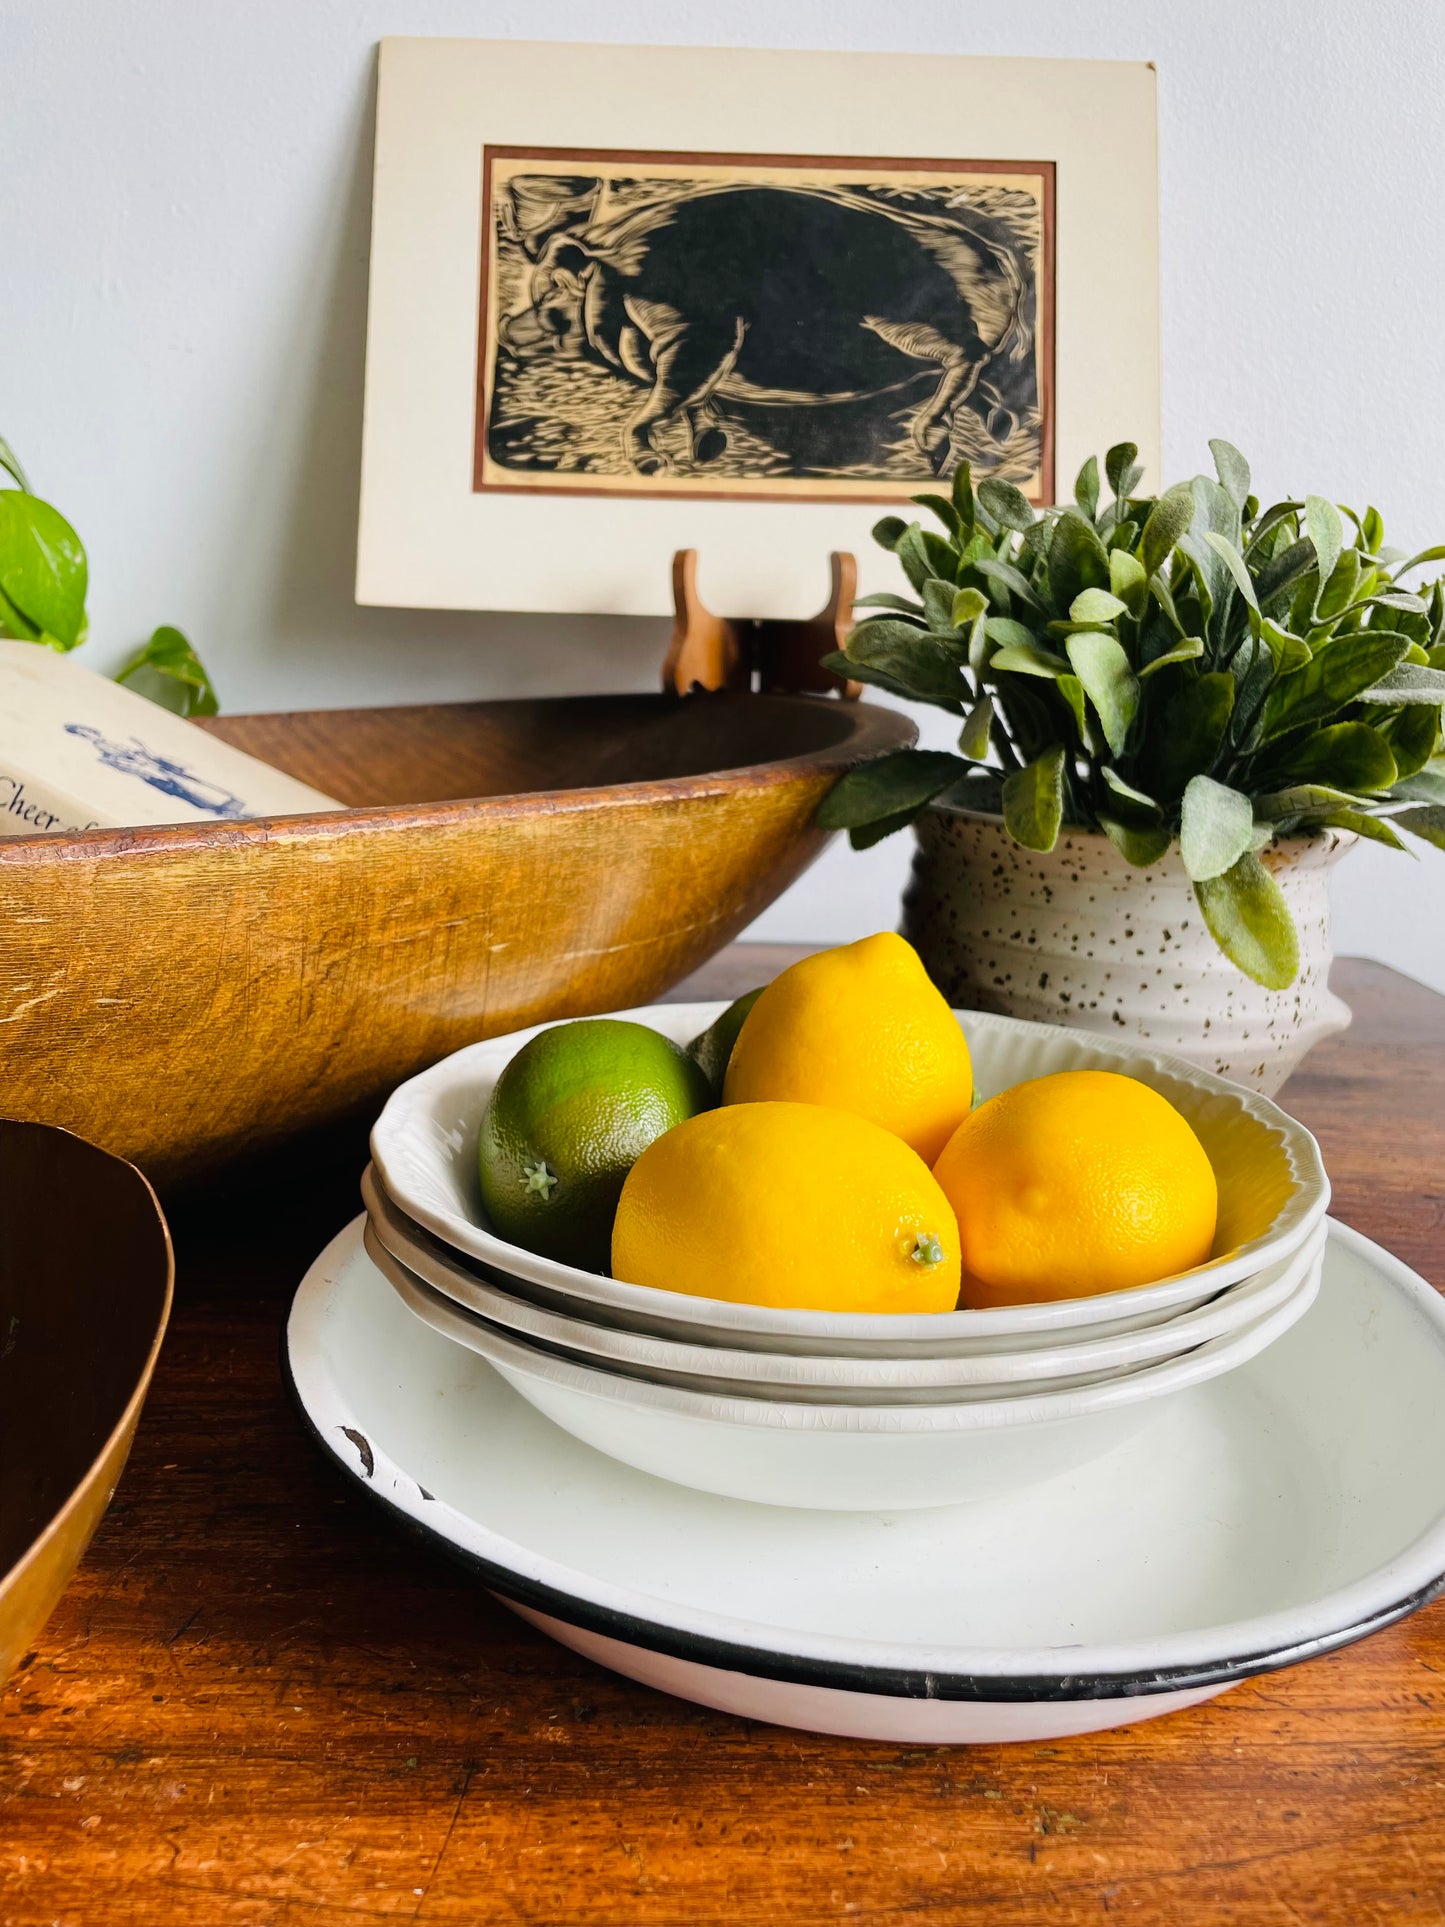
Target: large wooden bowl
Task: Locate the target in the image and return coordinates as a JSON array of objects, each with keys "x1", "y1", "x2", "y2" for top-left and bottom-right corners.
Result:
[
  {"x1": 0, "y1": 692, "x2": 911, "y2": 1182},
  {"x1": 0, "y1": 1120, "x2": 173, "y2": 1685}
]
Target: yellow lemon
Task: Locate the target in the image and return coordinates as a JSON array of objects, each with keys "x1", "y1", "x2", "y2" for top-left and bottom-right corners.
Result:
[
  {"x1": 933, "y1": 1070, "x2": 1218, "y2": 1308},
  {"x1": 723, "y1": 933, "x2": 973, "y2": 1164},
  {"x1": 611, "y1": 1101, "x2": 961, "y2": 1314}
]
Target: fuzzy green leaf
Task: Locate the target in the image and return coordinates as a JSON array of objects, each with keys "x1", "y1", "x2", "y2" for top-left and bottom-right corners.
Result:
[
  {"x1": 842, "y1": 621, "x2": 967, "y2": 705},
  {"x1": 1141, "y1": 482, "x2": 1197, "y2": 581},
  {"x1": 1383, "y1": 702, "x2": 1441, "y2": 780},
  {"x1": 1048, "y1": 511, "x2": 1111, "y2": 613},
  {"x1": 983, "y1": 616, "x2": 1037, "y2": 651},
  {"x1": 922, "y1": 578, "x2": 958, "y2": 633},
  {"x1": 1254, "y1": 538, "x2": 1318, "y2": 611},
  {"x1": 1138, "y1": 671, "x2": 1235, "y2": 801},
  {"x1": 871, "y1": 516, "x2": 908, "y2": 552},
  {"x1": 1355, "y1": 662, "x2": 1445, "y2": 704},
  {"x1": 1056, "y1": 673, "x2": 1092, "y2": 747},
  {"x1": 1257, "y1": 617, "x2": 1312, "y2": 675},
  {"x1": 1210, "y1": 439, "x2": 1251, "y2": 511},
  {"x1": 894, "y1": 525, "x2": 934, "y2": 594},
  {"x1": 1318, "y1": 809, "x2": 1409, "y2": 851},
  {"x1": 1202, "y1": 530, "x2": 1259, "y2": 611},
  {"x1": 971, "y1": 555, "x2": 1046, "y2": 614},
  {"x1": 1393, "y1": 805, "x2": 1445, "y2": 850},
  {"x1": 1065, "y1": 631, "x2": 1139, "y2": 757},
  {"x1": 817, "y1": 750, "x2": 970, "y2": 831},
  {"x1": 1194, "y1": 852, "x2": 1300, "y2": 988},
  {"x1": 1394, "y1": 769, "x2": 1445, "y2": 806},
  {"x1": 851, "y1": 592, "x2": 925, "y2": 617},
  {"x1": 1074, "y1": 456, "x2": 1100, "y2": 522},
  {"x1": 1278, "y1": 721, "x2": 1398, "y2": 793},
  {"x1": 1109, "y1": 548, "x2": 1148, "y2": 609},
  {"x1": 1138, "y1": 635, "x2": 1205, "y2": 678},
  {"x1": 849, "y1": 810, "x2": 918, "y2": 850},
  {"x1": 1100, "y1": 815, "x2": 1171, "y2": 867},
  {"x1": 990, "y1": 642, "x2": 1070, "y2": 678},
  {"x1": 1316, "y1": 547, "x2": 1362, "y2": 622},
  {"x1": 1253, "y1": 784, "x2": 1362, "y2": 823},
  {"x1": 1306, "y1": 496, "x2": 1343, "y2": 606},
  {"x1": 1102, "y1": 767, "x2": 1160, "y2": 812},
  {"x1": 1105, "y1": 442, "x2": 1140, "y2": 499},
  {"x1": 1259, "y1": 634, "x2": 1411, "y2": 739},
  {"x1": 1181, "y1": 775, "x2": 1255, "y2": 881},
  {"x1": 978, "y1": 478, "x2": 1036, "y2": 533},
  {"x1": 950, "y1": 461, "x2": 976, "y2": 533},
  {"x1": 912, "y1": 493, "x2": 962, "y2": 540},
  {"x1": 958, "y1": 695, "x2": 994, "y2": 761},
  {"x1": 951, "y1": 587, "x2": 988, "y2": 628},
  {"x1": 1069, "y1": 587, "x2": 1128, "y2": 625},
  {"x1": 1001, "y1": 744, "x2": 1066, "y2": 852}
]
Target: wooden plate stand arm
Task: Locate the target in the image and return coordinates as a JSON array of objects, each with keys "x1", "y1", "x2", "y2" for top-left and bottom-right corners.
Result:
[{"x1": 662, "y1": 550, "x2": 863, "y2": 700}]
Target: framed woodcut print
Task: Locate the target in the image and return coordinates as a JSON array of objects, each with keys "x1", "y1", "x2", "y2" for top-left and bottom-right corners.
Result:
[{"x1": 358, "y1": 41, "x2": 1157, "y2": 619}]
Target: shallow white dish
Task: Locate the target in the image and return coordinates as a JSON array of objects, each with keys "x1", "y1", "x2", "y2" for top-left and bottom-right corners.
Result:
[
  {"x1": 286, "y1": 1216, "x2": 1445, "y2": 1744},
  {"x1": 357, "y1": 1213, "x2": 1320, "y2": 1509},
  {"x1": 370, "y1": 1003, "x2": 1330, "y2": 1357},
  {"x1": 365, "y1": 1167, "x2": 1327, "y2": 1398}
]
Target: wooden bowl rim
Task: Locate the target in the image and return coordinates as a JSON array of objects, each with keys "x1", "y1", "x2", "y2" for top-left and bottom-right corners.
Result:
[
  {"x1": 0, "y1": 1123, "x2": 175, "y2": 1597},
  {"x1": 0, "y1": 694, "x2": 914, "y2": 867}
]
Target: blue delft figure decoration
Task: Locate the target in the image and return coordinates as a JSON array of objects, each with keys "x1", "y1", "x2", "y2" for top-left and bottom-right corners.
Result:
[{"x1": 64, "y1": 724, "x2": 249, "y2": 819}]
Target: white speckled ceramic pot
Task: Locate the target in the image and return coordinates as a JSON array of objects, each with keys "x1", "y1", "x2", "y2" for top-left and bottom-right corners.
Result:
[{"x1": 901, "y1": 804, "x2": 1353, "y2": 1095}]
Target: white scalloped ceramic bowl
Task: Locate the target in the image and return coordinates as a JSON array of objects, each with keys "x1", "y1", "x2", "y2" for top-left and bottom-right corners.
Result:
[
  {"x1": 371, "y1": 1004, "x2": 1330, "y2": 1360},
  {"x1": 364, "y1": 1168, "x2": 1328, "y2": 1402},
  {"x1": 362, "y1": 1220, "x2": 1323, "y2": 1510}
]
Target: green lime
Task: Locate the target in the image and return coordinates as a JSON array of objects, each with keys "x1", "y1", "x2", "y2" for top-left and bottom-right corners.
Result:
[
  {"x1": 478, "y1": 1018, "x2": 712, "y2": 1271},
  {"x1": 685, "y1": 987, "x2": 763, "y2": 1099}
]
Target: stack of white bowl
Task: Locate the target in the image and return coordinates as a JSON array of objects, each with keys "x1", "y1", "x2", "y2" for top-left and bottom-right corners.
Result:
[{"x1": 365, "y1": 1004, "x2": 1331, "y2": 1512}]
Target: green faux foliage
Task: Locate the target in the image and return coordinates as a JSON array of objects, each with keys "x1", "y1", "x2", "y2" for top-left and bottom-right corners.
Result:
[
  {"x1": 819, "y1": 441, "x2": 1445, "y2": 988},
  {"x1": 0, "y1": 435, "x2": 218, "y2": 716}
]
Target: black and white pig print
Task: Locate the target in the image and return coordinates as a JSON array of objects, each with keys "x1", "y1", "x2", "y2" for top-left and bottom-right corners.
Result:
[{"x1": 475, "y1": 152, "x2": 1053, "y2": 501}]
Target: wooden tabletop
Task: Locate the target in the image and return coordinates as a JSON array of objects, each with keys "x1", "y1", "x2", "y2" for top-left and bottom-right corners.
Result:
[{"x1": 3, "y1": 949, "x2": 1444, "y2": 1925}]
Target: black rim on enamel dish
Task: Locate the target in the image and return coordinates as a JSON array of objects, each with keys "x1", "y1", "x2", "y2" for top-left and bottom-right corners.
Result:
[{"x1": 282, "y1": 1329, "x2": 1445, "y2": 1706}]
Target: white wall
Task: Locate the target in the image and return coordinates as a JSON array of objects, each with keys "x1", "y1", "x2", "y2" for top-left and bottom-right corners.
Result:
[{"x1": 4, "y1": 0, "x2": 1444, "y2": 987}]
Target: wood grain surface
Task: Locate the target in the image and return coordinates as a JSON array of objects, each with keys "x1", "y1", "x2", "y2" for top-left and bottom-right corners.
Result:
[
  {"x1": 0, "y1": 695, "x2": 910, "y2": 1183},
  {"x1": 2, "y1": 950, "x2": 1443, "y2": 1926}
]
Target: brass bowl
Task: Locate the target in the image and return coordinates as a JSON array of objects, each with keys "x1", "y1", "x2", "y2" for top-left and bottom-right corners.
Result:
[
  {"x1": 0, "y1": 1120, "x2": 173, "y2": 1684},
  {"x1": 0, "y1": 691, "x2": 912, "y2": 1181}
]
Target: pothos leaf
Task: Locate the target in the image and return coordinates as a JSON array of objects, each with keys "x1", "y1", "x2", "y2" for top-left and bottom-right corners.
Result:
[
  {"x1": 113, "y1": 625, "x2": 219, "y2": 717},
  {"x1": 0, "y1": 489, "x2": 87, "y2": 648},
  {"x1": 0, "y1": 433, "x2": 32, "y2": 492}
]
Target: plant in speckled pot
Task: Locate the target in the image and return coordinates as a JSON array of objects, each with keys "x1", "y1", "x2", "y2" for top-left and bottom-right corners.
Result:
[{"x1": 816, "y1": 442, "x2": 1445, "y2": 1088}]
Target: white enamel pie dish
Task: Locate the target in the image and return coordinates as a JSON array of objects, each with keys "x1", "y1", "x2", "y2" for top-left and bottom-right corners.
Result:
[
  {"x1": 362, "y1": 1211, "x2": 1321, "y2": 1510},
  {"x1": 286, "y1": 1216, "x2": 1445, "y2": 1744},
  {"x1": 370, "y1": 1003, "x2": 1330, "y2": 1358},
  {"x1": 364, "y1": 1168, "x2": 1328, "y2": 1401}
]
